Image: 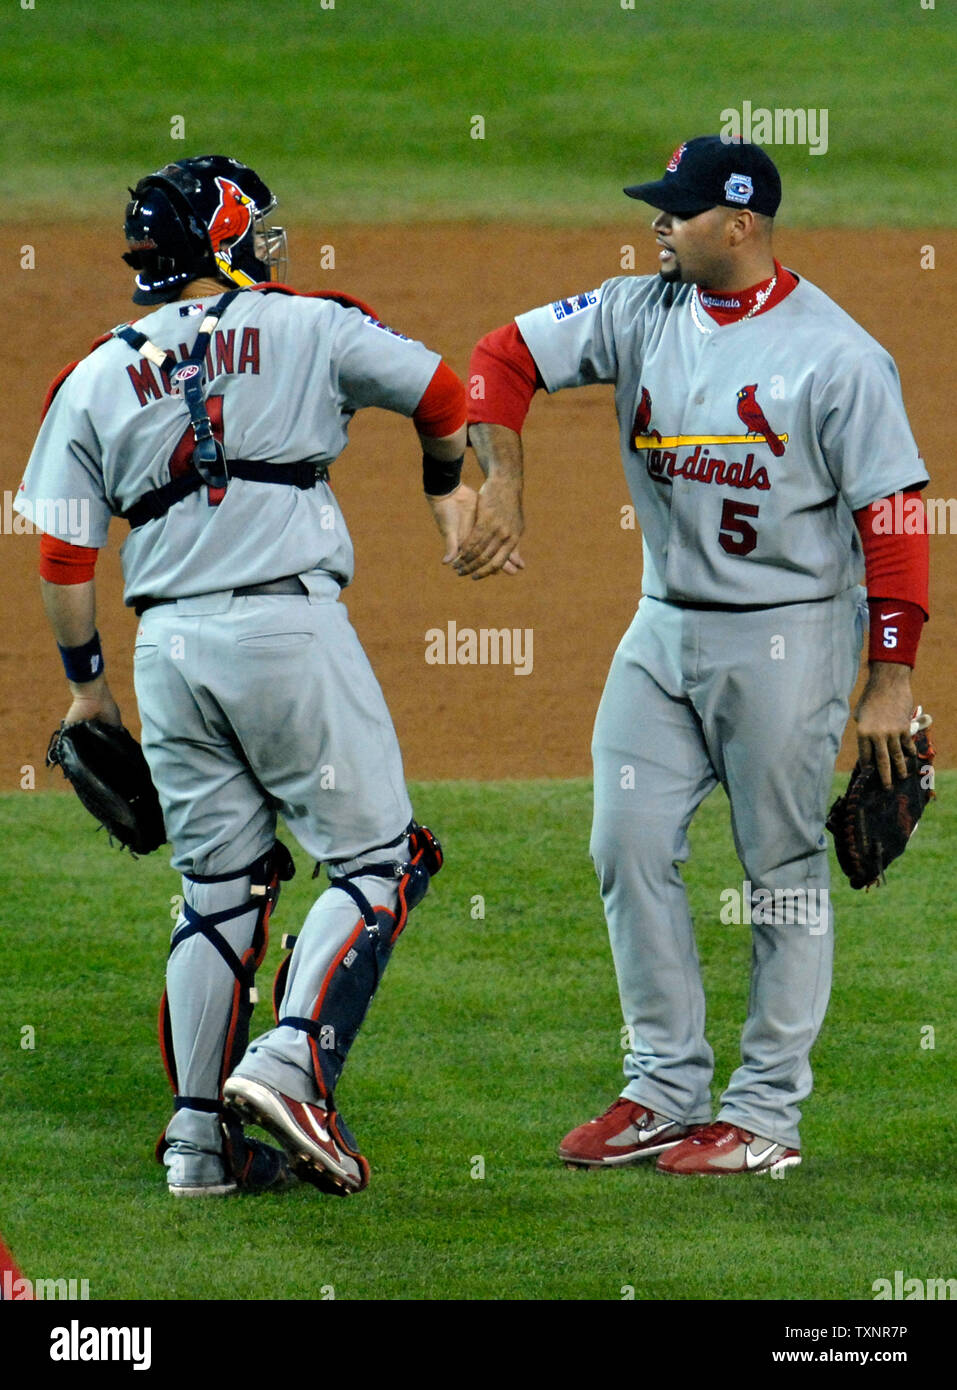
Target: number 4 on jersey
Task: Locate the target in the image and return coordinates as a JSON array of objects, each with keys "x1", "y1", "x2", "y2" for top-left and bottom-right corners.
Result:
[{"x1": 168, "y1": 394, "x2": 226, "y2": 506}]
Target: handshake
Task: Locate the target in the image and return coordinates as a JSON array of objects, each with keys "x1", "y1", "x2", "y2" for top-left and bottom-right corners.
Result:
[{"x1": 426, "y1": 423, "x2": 525, "y2": 580}]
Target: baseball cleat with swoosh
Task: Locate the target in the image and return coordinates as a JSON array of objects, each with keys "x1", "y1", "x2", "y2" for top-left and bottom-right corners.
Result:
[
  {"x1": 656, "y1": 1121, "x2": 801, "y2": 1175},
  {"x1": 559, "y1": 1096, "x2": 691, "y2": 1167},
  {"x1": 223, "y1": 1075, "x2": 369, "y2": 1195}
]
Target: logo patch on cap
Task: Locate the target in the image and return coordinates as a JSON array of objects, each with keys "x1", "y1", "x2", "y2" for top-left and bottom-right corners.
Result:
[
  {"x1": 666, "y1": 143, "x2": 688, "y2": 173},
  {"x1": 724, "y1": 173, "x2": 754, "y2": 205}
]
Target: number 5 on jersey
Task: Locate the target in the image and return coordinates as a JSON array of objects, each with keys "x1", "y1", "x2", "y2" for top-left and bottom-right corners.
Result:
[{"x1": 718, "y1": 499, "x2": 760, "y2": 556}]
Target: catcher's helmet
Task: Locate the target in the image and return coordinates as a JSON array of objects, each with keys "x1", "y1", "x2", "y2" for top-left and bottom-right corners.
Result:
[{"x1": 123, "y1": 155, "x2": 286, "y2": 305}]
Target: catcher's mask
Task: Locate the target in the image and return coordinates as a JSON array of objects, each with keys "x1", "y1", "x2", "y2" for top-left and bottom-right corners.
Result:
[{"x1": 123, "y1": 155, "x2": 287, "y2": 305}]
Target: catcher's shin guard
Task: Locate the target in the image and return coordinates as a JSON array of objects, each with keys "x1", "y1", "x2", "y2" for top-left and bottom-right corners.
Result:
[
  {"x1": 157, "y1": 841, "x2": 295, "y2": 1159},
  {"x1": 272, "y1": 824, "x2": 441, "y2": 1105}
]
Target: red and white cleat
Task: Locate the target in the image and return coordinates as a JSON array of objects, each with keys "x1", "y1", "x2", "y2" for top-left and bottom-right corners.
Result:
[
  {"x1": 656, "y1": 1121, "x2": 801, "y2": 1176},
  {"x1": 559, "y1": 1096, "x2": 690, "y2": 1168},
  {"x1": 223, "y1": 1075, "x2": 369, "y2": 1195}
]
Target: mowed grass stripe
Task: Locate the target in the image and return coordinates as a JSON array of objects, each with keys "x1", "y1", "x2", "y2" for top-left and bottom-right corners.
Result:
[
  {"x1": 0, "y1": 1, "x2": 953, "y2": 224},
  {"x1": 0, "y1": 778, "x2": 952, "y2": 1299}
]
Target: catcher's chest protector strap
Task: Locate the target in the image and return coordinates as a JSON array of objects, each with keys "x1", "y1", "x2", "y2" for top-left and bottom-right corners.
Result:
[
  {"x1": 114, "y1": 289, "x2": 239, "y2": 484},
  {"x1": 114, "y1": 293, "x2": 331, "y2": 529}
]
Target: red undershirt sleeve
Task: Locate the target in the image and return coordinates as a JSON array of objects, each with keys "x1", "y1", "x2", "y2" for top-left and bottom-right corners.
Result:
[
  {"x1": 468, "y1": 322, "x2": 543, "y2": 432},
  {"x1": 39, "y1": 531, "x2": 98, "y2": 584},
  {"x1": 412, "y1": 360, "x2": 467, "y2": 438},
  {"x1": 854, "y1": 488, "x2": 929, "y2": 666}
]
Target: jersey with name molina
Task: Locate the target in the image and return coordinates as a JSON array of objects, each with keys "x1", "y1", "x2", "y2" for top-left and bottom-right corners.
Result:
[
  {"x1": 516, "y1": 274, "x2": 928, "y2": 605},
  {"x1": 15, "y1": 289, "x2": 440, "y2": 606}
]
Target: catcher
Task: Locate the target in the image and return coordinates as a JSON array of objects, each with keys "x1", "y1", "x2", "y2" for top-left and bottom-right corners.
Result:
[{"x1": 22, "y1": 155, "x2": 471, "y2": 1197}]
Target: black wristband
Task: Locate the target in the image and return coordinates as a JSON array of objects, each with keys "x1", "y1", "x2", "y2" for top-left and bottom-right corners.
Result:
[
  {"x1": 58, "y1": 631, "x2": 104, "y2": 684},
  {"x1": 422, "y1": 452, "x2": 464, "y2": 498}
]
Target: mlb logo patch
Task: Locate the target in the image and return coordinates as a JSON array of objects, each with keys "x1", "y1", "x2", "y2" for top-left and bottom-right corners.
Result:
[
  {"x1": 363, "y1": 315, "x2": 411, "y2": 341},
  {"x1": 666, "y1": 142, "x2": 687, "y2": 172},
  {"x1": 178, "y1": 302, "x2": 205, "y2": 316},
  {"x1": 550, "y1": 289, "x2": 598, "y2": 322},
  {"x1": 724, "y1": 173, "x2": 754, "y2": 205}
]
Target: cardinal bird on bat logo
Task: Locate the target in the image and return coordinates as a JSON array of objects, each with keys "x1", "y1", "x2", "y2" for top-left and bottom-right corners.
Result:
[
  {"x1": 736, "y1": 384, "x2": 785, "y2": 456},
  {"x1": 632, "y1": 386, "x2": 661, "y2": 444}
]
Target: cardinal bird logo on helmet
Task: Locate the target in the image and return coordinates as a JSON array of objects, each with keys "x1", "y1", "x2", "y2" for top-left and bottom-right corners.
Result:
[{"x1": 208, "y1": 177, "x2": 256, "y2": 282}]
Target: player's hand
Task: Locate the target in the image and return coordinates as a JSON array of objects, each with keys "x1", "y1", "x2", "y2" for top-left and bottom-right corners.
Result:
[
  {"x1": 427, "y1": 483, "x2": 480, "y2": 565},
  {"x1": 854, "y1": 662, "x2": 915, "y2": 789},
  {"x1": 453, "y1": 475, "x2": 525, "y2": 580},
  {"x1": 64, "y1": 674, "x2": 123, "y2": 729}
]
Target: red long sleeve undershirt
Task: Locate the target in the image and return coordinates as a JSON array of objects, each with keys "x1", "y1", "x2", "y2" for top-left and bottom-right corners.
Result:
[
  {"x1": 413, "y1": 358, "x2": 467, "y2": 437},
  {"x1": 469, "y1": 322, "x2": 929, "y2": 666}
]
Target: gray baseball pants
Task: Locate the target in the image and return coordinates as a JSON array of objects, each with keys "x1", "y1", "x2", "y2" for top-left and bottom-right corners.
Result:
[
  {"x1": 132, "y1": 577, "x2": 413, "y2": 1155},
  {"x1": 589, "y1": 589, "x2": 864, "y2": 1148}
]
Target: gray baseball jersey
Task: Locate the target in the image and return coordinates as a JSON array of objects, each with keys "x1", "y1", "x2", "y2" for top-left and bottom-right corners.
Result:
[
  {"x1": 15, "y1": 289, "x2": 440, "y2": 603},
  {"x1": 512, "y1": 269, "x2": 927, "y2": 1150},
  {"x1": 516, "y1": 274, "x2": 927, "y2": 604},
  {"x1": 21, "y1": 285, "x2": 446, "y2": 1181}
]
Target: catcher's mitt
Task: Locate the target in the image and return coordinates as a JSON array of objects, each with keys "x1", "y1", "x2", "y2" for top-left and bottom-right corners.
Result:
[
  {"x1": 826, "y1": 708, "x2": 935, "y2": 890},
  {"x1": 46, "y1": 719, "x2": 166, "y2": 855}
]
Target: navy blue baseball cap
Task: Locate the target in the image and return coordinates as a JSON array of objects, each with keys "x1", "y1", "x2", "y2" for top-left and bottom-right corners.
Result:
[{"x1": 624, "y1": 135, "x2": 782, "y2": 217}]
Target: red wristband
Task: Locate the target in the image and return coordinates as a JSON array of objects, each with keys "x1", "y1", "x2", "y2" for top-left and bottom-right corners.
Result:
[{"x1": 867, "y1": 598, "x2": 924, "y2": 667}]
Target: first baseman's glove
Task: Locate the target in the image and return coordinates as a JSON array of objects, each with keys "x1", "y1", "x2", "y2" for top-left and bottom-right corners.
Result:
[
  {"x1": 46, "y1": 719, "x2": 166, "y2": 855},
  {"x1": 826, "y1": 708, "x2": 935, "y2": 890}
]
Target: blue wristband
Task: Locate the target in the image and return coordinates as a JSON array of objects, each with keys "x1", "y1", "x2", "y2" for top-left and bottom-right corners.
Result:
[{"x1": 58, "y1": 632, "x2": 104, "y2": 684}]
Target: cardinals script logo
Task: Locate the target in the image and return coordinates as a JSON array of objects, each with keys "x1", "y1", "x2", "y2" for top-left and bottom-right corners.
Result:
[{"x1": 630, "y1": 382, "x2": 787, "y2": 493}]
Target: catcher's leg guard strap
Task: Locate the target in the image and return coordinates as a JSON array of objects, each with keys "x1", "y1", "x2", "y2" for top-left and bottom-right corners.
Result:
[
  {"x1": 276, "y1": 877, "x2": 399, "y2": 1102},
  {"x1": 159, "y1": 842, "x2": 294, "y2": 1156},
  {"x1": 268, "y1": 824, "x2": 442, "y2": 1103}
]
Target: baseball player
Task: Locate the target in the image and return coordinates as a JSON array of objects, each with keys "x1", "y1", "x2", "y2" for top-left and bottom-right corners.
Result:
[
  {"x1": 17, "y1": 155, "x2": 472, "y2": 1196},
  {"x1": 459, "y1": 136, "x2": 930, "y2": 1174}
]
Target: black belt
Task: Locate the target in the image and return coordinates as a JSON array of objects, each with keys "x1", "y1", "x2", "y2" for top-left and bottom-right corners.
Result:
[
  {"x1": 135, "y1": 576, "x2": 309, "y2": 617},
  {"x1": 663, "y1": 595, "x2": 834, "y2": 613}
]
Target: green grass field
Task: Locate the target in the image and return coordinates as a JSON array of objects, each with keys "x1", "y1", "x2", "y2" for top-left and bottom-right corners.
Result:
[
  {"x1": 1, "y1": 0, "x2": 953, "y2": 1315},
  {"x1": 1, "y1": 0, "x2": 954, "y2": 224},
  {"x1": 1, "y1": 779, "x2": 952, "y2": 1301}
]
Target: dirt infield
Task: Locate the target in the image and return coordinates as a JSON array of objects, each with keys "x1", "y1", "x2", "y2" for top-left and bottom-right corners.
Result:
[{"x1": 1, "y1": 224, "x2": 952, "y2": 788}]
